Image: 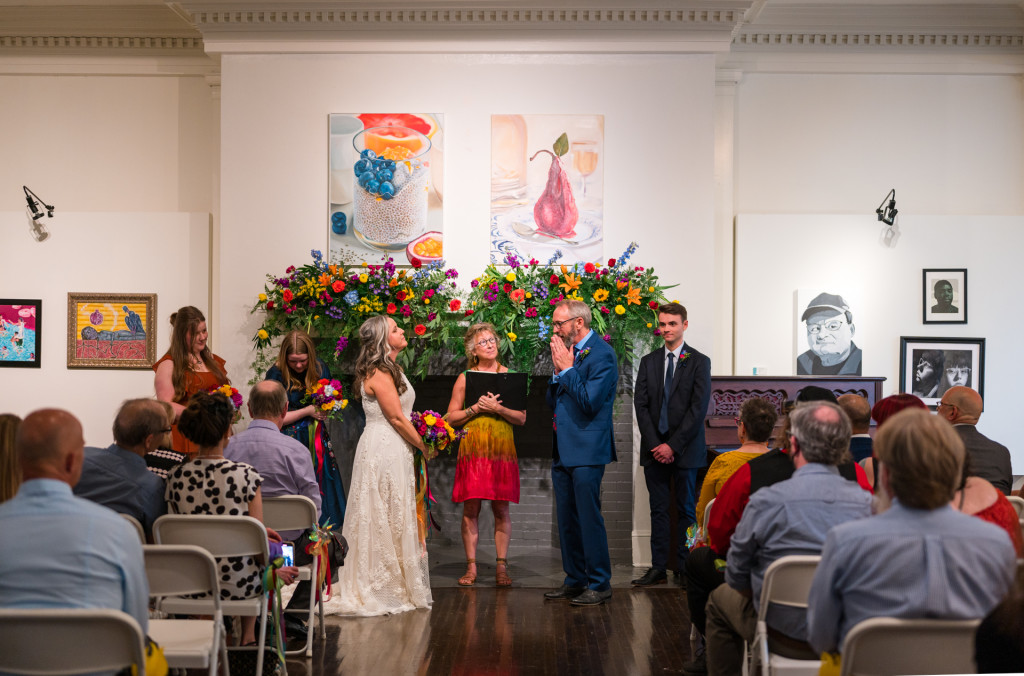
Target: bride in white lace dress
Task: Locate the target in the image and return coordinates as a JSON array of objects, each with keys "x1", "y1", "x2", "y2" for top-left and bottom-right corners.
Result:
[{"x1": 324, "y1": 315, "x2": 432, "y2": 616}]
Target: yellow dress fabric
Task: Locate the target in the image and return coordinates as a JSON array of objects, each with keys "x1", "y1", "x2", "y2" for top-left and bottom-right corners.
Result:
[{"x1": 695, "y1": 450, "x2": 764, "y2": 527}]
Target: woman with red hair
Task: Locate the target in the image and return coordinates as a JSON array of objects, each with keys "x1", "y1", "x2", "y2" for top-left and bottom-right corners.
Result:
[{"x1": 861, "y1": 394, "x2": 927, "y2": 490}]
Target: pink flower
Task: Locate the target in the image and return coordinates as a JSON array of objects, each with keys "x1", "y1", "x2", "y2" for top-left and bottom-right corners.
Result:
[{"x1": 525, "y1": 307, "x2": 538, "y2": 318}]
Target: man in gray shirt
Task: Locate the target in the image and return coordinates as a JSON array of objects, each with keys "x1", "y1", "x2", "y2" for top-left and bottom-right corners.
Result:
[
  {"x1": 74, "y1": 398, "x2": 168, "y2": 536},
  {"x1": 702, "y1": 402, "x2": 872, "y2": 676}
]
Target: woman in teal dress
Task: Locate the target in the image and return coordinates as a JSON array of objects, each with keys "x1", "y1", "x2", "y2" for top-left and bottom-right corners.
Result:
[
  {"x1": 265, "y1": 329, "x2": 346, "y2": 528},
  {"x1": 446, "y1": 323, "x2": 526, "y2": 587}
]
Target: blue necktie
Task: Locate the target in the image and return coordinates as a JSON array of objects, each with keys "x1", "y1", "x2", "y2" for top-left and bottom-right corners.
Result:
[{"x1": 658, "y1": 352, "x2": 674, "y2": 436}]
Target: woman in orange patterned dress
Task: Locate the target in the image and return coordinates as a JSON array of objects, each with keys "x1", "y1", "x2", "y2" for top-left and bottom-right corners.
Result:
[
  {"x1": 446, "y1": 323, "x2": 526, "y2": 587},
  {"x1": 153, "y1": 306, "x2": 230, "y2": 456}
]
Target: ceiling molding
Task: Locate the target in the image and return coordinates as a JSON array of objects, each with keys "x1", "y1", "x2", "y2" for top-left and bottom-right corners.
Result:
[{"x1": 732, "y1": 31, "x2": 1024, "y2": 51}]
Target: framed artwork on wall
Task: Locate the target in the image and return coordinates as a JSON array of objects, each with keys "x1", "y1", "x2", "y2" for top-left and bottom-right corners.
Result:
[
  {"x1": 899, "y1": 336, "x2": 984, "y2": 407},
  {"x1": 327, "y1": 113, "x2": 445, "y2": 266},
  {"x1": 794, "y1": 289, "x2": 863, "y2": 376},
  {"x1": 0, "y1": 299, "x2": 41, "y2": 368},
  {"x1": 67, "y1": 293, "x2": 156, "y2": 369},
  {"x1": 923, "y1": 268, "x2": 967, "y2": 324},
  {"x1": 489, "y1": 114, "x2": 604, "y2": 265}
]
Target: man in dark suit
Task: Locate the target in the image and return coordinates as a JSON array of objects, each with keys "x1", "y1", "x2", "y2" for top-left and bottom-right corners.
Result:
[
  {"x1": 544, "y1": 299, "x2": 619, "y2": 606},
  {"x1": 938, "y1": 386, "x2": 1012, "y2": 495},
  {"x1": 838, "y1": 394, "x2": 873, "y2": 463},
  {"x1": 632, "y1": 302, "x2": 711, "y2": 586}
]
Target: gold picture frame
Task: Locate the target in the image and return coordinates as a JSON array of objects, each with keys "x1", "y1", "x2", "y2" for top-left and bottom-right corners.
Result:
[{"x1": 67, "y1": 292, "x2": 156, "y2": 369}]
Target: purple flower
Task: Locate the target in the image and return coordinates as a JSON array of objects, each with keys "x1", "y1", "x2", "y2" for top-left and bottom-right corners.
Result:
[
  {"x1": 471, "y1": 279, "x2": 480, "y2": 288},
  {"x1": 603, "y1": 334, "x2": 611, "y2": 342},
  {"x1": 427, "y1": 312, "x2": 436, "y2": 321},
  {"x1": 334, "y1": 336, "x2": 349, "y2": 355},
  {"x1": 400, "y1": 305, "x2": 412, "y2": 317},
  {"x1": 446, "y1": 268, "x2": 459, "y2": 278},
  {"x1": 309, "y1": 300, "x2": 316, "y2": 308}
]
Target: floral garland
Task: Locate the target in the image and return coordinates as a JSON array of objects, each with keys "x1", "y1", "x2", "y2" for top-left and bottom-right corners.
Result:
[
  {"x1": 250, "y1": 242, "x2": 674, "y2": 379},
  {"x1": 250, "y1": 250, "x2": 461, "y2": 378}
]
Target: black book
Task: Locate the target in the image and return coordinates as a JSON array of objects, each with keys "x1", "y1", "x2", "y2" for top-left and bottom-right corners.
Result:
[{"x1": 465, "y1": 371, "x2": 528, "y2": 411}]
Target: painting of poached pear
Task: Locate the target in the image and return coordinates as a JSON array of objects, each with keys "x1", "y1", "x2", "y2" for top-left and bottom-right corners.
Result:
[{"x1": 489, "y1": 114, "x2": 603, "y2": 264}]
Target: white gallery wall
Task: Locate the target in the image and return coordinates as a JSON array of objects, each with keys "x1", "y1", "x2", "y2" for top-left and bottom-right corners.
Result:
[
  {"x1": 0, "y1": 212, "x2": 211, "y2": 446},
  {"x1": 732, "y1": 72, "x2": 1024, "y2": 470},
  {"x1": 216, "y1": 53, "x2": 718, "y2": 389}
]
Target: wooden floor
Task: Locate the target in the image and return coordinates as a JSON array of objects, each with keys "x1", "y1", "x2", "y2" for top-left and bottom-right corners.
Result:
[{"x1": 286, "y1": 586, "x2": 694, "y2": 676}]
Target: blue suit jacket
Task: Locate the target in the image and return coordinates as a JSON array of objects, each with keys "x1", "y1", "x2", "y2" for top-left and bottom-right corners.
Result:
[{"x1": 546, "y1": 332, "x2": 618, "y2": 467}]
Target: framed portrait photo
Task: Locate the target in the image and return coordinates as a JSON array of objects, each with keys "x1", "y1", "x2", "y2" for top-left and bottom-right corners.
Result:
[
  {"x1": 923, "y1": 268, "x2": 967, "y2": 324},
  {"x1": 67, "y1": 293, "x2": 156, "y2": 369},
  {"x1": 0, "y1": 299, "x2": 42, "y2": 368},
  {"x1": 899, "y1": 336, "x2": 984, "y2": 408}
]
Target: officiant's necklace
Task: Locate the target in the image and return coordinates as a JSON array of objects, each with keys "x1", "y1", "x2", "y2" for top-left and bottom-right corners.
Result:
[{"x1": 473, "y1": 361, "x2": 501, "y2": 373}]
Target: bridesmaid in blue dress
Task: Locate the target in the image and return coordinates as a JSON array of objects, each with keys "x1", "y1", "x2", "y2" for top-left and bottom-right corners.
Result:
[{"x1": 265, "y1": 329, "x2": 347, "y2": 528}]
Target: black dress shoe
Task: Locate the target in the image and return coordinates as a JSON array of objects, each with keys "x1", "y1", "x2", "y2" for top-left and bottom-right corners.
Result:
[
  {"x1": 631, "y1": 568, "x2": 667, "y2": 586},
  {"x1": 544, "y1": 584, "x2": 587, "y2": 600},
  {"x1": 570, "y1": 588, "x2": 612, "y2": 606},
  {"x1": 673, "y1": 570, "x2": 688, "y2": 591}
]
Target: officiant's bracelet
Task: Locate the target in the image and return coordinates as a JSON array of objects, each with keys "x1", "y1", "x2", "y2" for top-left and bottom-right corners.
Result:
[{"x1": 466, "y1": 406, "x2": 476, "y2": 417}]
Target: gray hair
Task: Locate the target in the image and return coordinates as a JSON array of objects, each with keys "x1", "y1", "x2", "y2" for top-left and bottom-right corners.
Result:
[
  {"x1": 789, "y1": 401, "x2": 851, "y2": 466},
  {"x1": 555, "y1": 299, "x2": 592, "y2": 329}
]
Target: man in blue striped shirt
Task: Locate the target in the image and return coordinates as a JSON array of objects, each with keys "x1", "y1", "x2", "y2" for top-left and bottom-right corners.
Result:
[
  {"x1": 702, "y1": 401, "x2": 873, "y2": 676},
  {"x1": 807, "y1": 408, "x2": 1015, "y2": 656}
]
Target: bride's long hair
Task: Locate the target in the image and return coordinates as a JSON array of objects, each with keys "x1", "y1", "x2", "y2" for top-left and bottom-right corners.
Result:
[{"x1": 353, "y1": 315, "x2": 407, "y2": 399}]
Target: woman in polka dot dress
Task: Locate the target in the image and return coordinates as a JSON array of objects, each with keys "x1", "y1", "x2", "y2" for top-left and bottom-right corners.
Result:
[{"x1": 165, "y1": 391, "x2": 298, "y2": 645}]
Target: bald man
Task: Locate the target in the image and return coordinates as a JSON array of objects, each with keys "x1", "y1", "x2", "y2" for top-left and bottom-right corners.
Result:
[
  {"x1": 0, "y1": 409, "x2": 149, "y2": 631},
  {"x1": 837, "y1": 394, "x2": 872, "y2": 463},
  {"x1": 937, "y1": 387, "x2": 1012, "y2": 495}
]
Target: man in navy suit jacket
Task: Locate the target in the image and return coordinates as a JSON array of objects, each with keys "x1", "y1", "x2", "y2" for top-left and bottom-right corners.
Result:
[
  {"x1": 633, "y1": 302, "x2": 711, "y2": 586},
  {"x1": 544, "y1": 300, "x2": 619, "y2": 606}
]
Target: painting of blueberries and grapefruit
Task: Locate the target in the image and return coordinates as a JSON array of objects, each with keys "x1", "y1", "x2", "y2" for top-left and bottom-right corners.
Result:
[
  {"x1": 490, "y1": 114, "x2": 603, "y2": 264},
  {"x1": 328, "y1": 113, "x2": 444, "y2": 265}
]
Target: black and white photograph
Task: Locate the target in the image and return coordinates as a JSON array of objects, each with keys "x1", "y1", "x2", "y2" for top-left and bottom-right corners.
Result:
[
  {"x1": 923, "y1": 268, "x2": 967, "y2": 324},
  {"x1": 900, "y1": 336, "x2": 985, "y2": 408},
  {"x1": 795, "y1": 289, "x2": 862, "y2": 376}
]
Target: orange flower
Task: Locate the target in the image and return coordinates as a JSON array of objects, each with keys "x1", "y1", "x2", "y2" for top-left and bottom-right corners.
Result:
[
  {"x1": 616, "y1": 279, "x2": 628, "y2": 290},
  {"x1": 559, "y1": 273, "x2": 582, "y2": 294},
  {"x1": 328, "y1": 264, "x2": 338, "y2": 275},
  {"x1": 624, "y1": 284, "x2": 642, "y2": 306},
  {"x1": 387, "y1": 303, "x2": 397, "y2": 314},
  {"x1": 389, "y1": 279, "x2": 399, "y2": 288},
  {"x1": 510, "y1": 289, "x2": 525, "y2": 303},
  {"x1": 318, "y1": 273, "x2": 332, "y2": 287},
  {"x1": 331, "y1": 280, "x2": 345, "y2": 293}
]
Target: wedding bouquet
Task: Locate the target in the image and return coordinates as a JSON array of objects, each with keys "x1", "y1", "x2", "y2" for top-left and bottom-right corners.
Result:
[
  {"x1": 304, "y1": 378, "x2": 348, "y2": 421},
  {"x1": 209, "y1": 384, "x2": 244, "y2": 422},
  {"x1": 410, "y1": 410, "x2": 465, "y2": 460}
]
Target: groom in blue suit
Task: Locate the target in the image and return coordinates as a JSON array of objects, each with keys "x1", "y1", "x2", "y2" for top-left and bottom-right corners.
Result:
[{"x1": 544, "y1": 300, "x2": 619, "y2": 606}]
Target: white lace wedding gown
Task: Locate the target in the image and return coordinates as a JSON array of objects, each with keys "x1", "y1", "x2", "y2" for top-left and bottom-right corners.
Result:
[{"x1": 323, "y1": 375, "x2": 432, "y2": 616}]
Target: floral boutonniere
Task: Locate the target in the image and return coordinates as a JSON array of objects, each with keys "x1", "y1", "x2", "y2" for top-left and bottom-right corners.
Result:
[
  {"x1": 576, "y1": 347, "x2": 592, "y2": 363},
  {"x1": 678, "y1": 351, "x2": 691, "y2": 364}
]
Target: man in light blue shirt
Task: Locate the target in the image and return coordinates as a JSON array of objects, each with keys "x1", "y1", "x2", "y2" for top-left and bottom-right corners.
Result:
[
  {"x1": 0, "y1": 409, "x2": 149, "y2": 633},
  {"x1": 73, "y1": 398, "x2": 168, "y2": 536},
  {"x1": 704, "y1": 401, "x2": 872, "y2": 676},
  {"x1": 807, "y1": 407, "x2": 1015, "y2": 656}
]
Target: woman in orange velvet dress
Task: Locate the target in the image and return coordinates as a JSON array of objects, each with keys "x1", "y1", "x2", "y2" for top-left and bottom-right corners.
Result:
[
  {"x1": 446, "y1": 323, "x2": 526, "y2": 587},
  {"x1": 153, "y1": 306, "x2": 230, "y2": 456}
]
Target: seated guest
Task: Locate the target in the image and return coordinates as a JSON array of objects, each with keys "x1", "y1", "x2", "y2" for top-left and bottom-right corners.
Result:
[
  {"x1": 952, "y1": 455, "x2": 1023, "y2": 557},
  {"x1": 683, "y1": 389, "x2": 870, "y2": 675},
  {"x1": 837, "y1": 394, "x2": 872, "y2": 463},
  {"x1": 0, "y1": 409, "x2": 149, "y2": 632},
  {"x1": 0, "y1": 413, "x2": 22, "y2": 503},
  {"x1": 975, "y1": 581, "x2": 1024, "y2": 673},
  {"x1": 860, "y1": 393, "x2": 927, "y2": 490},
  {"x1": 167, "y1": 391, "x2": 298, "y2": 647},
  {"x1": 703, "y1": 402, "x2": 872, "y2": 676},
  {"x1": 807, "y1": 408, "x2": 1015, "y2": 657},
  {"x1": 73, "y1": 398, "x2": 168, "y2": 536},
  {"x1": 938, "y1": 386, "x2": 1012, "y2": 495},
  {"x1": 225, "y1": 380, "x2": 325, "y2": 633},
  {"x1": 145, "y1": 400, "x2": 187, "y2": 480},
  {"x1": 694, "y1": 397, "x2": 777, "y2": 535}
]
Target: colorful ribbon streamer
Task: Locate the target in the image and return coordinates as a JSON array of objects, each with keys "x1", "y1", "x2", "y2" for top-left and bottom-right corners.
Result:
[
  {"x1": 413, "y1": 449, "x2": 440, "y2": 544},
  {"x1": 262, "y1": 556, "x2": 287, "y2": 666},
  {"x1": 302, "y1": 521, "x2": 334, "y2": 599}
]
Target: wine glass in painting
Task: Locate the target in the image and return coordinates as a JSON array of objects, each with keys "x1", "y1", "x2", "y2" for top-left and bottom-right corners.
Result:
[{"x1": 571, "y1": 140, "x2": 599, "y2": 200}]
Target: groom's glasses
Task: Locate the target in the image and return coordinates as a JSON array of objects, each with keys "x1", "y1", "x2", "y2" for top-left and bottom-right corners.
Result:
[{"x1": 476, "y1": 337, "x2": 497, "y2": 347}]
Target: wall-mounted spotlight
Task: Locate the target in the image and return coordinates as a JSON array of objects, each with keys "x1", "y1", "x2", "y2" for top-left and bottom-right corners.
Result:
[
  {"x1": 875, "y1": 188, "x2": 897, "y2": 226},
  {"x1": 24, "y1": 186, "x2": 55, "y2": 221},
  {"x1": 23, "y1": 186, "x2": 55, "y2": 242}
]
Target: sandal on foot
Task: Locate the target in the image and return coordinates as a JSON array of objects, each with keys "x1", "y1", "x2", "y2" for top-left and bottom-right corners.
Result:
[
  {"x1": 496, "y1": 558, "x2": 512, "y2": 587},
  {"x1": 458, "y1": 559, "x2": 477, "y2": 586}
]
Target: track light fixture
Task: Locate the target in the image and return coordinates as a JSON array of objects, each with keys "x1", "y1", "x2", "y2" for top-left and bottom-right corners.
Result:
[
  {"x1": 23, "y1": 186, "x2": 55, "y2": 221},
  {"x1": 876, "y1": 188, "x2": 897, "y2": 226}
]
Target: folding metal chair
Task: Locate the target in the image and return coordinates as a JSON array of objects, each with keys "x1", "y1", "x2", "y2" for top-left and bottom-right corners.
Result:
[
  {"x1": 839, "y1": 616, "x2": 981, "y2": 676},
  {"x1": 749, "y1": 555, "x2": 821, "y2": 676}
]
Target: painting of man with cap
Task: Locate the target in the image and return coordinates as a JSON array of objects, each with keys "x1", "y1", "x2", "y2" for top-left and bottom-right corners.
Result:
[{"x1": 796, "y1": 292, "x2": 862, "y2": 376}]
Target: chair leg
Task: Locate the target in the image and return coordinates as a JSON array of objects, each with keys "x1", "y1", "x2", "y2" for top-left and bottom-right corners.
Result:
[{"x1": 255, "y1": 605, "x2": 267, "y2": 676}]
